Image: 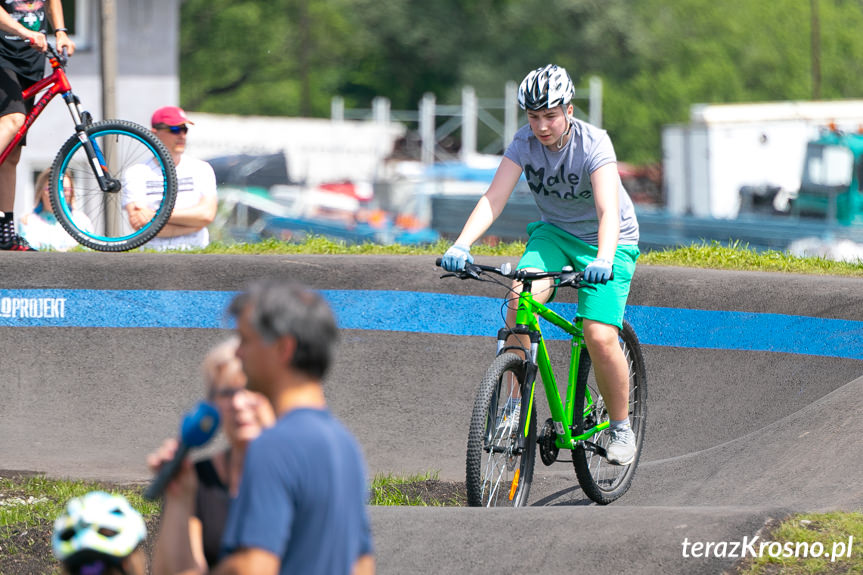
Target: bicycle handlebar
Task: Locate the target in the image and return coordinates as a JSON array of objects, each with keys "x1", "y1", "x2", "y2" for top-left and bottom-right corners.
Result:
[
  {"x1": 435, "y1": 258, "x2": 607, "y2": 289},
  {"x1": 46, "y1": 43, "x2": 68, "y2": 67}
]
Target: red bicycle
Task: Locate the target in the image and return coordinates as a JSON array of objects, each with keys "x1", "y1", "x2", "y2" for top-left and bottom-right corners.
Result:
[{"x1": 2, "y1": 43, "x2": 178, "y2": 251}]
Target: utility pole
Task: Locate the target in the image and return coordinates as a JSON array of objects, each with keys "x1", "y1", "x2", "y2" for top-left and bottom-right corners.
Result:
[
  {"x1": 811, "y1": 0, "x2": 821, "y2": 100},
  {"x1": 100, "y1": 0, "x2": 118, "y2": 233},
  {"x1": 100, "y1": 0, "x2": 117, "y2": 120}
]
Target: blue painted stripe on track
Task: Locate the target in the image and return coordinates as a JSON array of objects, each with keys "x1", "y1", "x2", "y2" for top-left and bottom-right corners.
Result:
[
  {"x1": 0, "y1": 289, "x2": 861, "y2": 360},
  {"x1": 0, "y1": 289, "x2": 231, "y2": 329}
]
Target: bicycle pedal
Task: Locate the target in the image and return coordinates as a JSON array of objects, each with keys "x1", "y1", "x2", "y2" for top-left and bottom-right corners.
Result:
[{"x1": 581, "y1": 440, "x2": 607, "y2": 458}]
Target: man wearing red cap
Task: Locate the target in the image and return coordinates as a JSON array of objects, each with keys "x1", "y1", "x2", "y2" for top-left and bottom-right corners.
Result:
[
  {"x1": 0, "y1": 1, "x2": 74, "y2": 251},
  {"x1": 123, "y1": 106, "x2": 217, "y2": 250}
]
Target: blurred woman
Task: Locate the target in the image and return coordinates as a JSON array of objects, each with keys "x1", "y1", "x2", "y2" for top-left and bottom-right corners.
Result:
[
  {"x1": 149, "y1": 337, "x2": 276, "y2": 571},
  {"x1": 19, "y1": 168, "x2": 94, "y2": 251}
]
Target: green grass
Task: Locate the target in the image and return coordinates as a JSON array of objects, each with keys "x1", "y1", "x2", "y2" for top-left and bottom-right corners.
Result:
[
  {"x1": 0, "y1": 476, "x2": 159, "y2": 531},
  {"x1": 370, "y1": 472, "x2": 431, "y2": 506},
  {"x1": 0, "y1": 475, "x2": 158, "y2": 568},
  {"x1": 369, "y1": 471, "x2": 462, "y2": 506},
  {"x1": 733, "y1": 512, "x2": 863, "y2": 574},
  {"x1": 641, "y1": 239, "x2": 863, "y2": 275},
  {"x1": 148, "y1": 236, "x2": 863, "y2": 277},
  {"x1": 0, "y1": 472, "x2": 445, "y2": 530},
  {"x1": 155, "y1": 236, "x2": 525, "y2": 257},
  {"x1": 0, "y1": 476, "x2": 159, "y2": 535}
]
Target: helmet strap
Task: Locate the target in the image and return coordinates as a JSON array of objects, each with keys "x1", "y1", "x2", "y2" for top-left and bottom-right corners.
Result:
[{"x1": 554, "y1": 112, "x2": 572, "y2": 151}]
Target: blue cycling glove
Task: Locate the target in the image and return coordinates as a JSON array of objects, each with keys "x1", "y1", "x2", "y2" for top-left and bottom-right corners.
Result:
[
  {"x1": 441, "y1": 244, "x2": 474, "y2": 272},
  {"x1": 583, "y1": 258, "x2": 613, "y2": 284}
]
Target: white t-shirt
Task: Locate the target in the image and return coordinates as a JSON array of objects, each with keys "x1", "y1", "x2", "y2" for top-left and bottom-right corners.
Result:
[
  {"x1": 19, "y1": 209, "x2": 94, "y2": 251},
  {"x1": 123, "y1": 155, "x2": 217, "y2": 250}
]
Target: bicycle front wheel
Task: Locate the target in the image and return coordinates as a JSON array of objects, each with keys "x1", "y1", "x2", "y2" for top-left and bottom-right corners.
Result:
[
  {"x1": 466, "y1": 352, "x2": 536, "y2": 507},
  {"x1": 572, "y1": 320, "x2": 647, "y2": 504},
  {"x1": 49, "y1": 120, "x2": 177, "y2": 251}
]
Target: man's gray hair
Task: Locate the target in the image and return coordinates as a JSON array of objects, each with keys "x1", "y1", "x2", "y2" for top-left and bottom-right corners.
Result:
[{"x1": 229, "y1": 280, "x2": 338, "y2": 380}]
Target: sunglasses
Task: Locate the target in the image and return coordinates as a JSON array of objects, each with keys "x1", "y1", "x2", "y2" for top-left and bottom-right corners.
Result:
[
  {"x1": 155, "y1": 124, "x2": 188, "y2": 134},
  {"x1": 209, "y1": 386, "x2": 247, "y2": 401}
]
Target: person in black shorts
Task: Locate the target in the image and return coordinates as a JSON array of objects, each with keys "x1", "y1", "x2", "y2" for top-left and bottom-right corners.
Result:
[{"x1": 0, "y1": 1, "x2": 74, "y2": 251}]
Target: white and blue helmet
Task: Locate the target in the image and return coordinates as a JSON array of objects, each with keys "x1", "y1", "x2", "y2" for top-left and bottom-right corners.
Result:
[
  {"x1": 53, "y1": 491, "x2": 147, "y2": 568},
  {"x1": 517, "y1": 64, "x2": 575, "y2": 111}
]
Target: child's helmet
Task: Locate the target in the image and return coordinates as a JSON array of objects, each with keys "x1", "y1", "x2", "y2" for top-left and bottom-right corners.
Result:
[
  {"x1": 517, "y1": 64, "x2": 575, "y2": 111},
  {"x1": 52, "y1": 491, "x2": 147, "y2": 570}
]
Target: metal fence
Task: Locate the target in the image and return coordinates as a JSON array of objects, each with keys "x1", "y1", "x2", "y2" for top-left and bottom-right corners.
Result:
[{"x1": 331, "y1": 77, "x2": 603, "y2": 164}]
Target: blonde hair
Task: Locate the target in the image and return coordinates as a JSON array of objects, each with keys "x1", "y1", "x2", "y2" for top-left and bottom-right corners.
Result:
[
  {"x1": 202, "y1": 336, "x2": 241, "y2": 394},
  {"x1": 33, "y1": 169, "x2": 75, "y2": 210}
]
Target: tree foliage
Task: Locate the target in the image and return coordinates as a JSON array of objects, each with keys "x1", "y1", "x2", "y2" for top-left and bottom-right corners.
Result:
[{"x1": 180, "y1": 0, "x2": 863, "y2": 163}]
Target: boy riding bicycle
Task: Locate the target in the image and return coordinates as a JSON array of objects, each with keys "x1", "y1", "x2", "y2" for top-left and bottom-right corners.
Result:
[{"x1": 441, "y1": 64, "x2": 640, "y2": 465}]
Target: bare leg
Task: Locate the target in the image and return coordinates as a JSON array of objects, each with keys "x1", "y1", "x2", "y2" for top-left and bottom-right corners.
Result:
[
  {"x1": 0, "y1": 113, "x2": 25, "y2": 213},
  {"x1": 582, "y1": 319, "x2": 629, "y2": 421}
]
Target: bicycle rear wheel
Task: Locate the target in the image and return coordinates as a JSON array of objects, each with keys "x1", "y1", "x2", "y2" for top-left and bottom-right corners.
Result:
[
  {"x1": 49, "y1": 120, "x2": 177, "y2": 251},
  {"x1": 572, "y1": 320, "x2": 647, "y2": 504},
  {"x1": 466, "y1": 352, "x2": 536, "y2": 507}
]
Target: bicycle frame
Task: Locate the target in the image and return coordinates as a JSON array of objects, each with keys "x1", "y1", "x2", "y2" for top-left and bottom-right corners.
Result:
[
  {"x1": 0, "y1": 47, "x2": 116, "y2": 195},
  {"x1": 0, "y1": 50, "x2": 79, "y2": 166},
  {"x1": 500, "y1": 284, "x2": 609, "y2": 453}
]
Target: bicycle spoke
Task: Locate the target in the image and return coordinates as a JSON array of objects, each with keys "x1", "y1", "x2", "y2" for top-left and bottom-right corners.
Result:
[
  {"x1": 484, "y1": 453, "x2": 506, "y2": 505},
  {"x1": 50, "y1": 121, "x2": 177, "y2": 251},
  {"x1": 483, "y1": 423, "x2": 513, "y2": 505}
]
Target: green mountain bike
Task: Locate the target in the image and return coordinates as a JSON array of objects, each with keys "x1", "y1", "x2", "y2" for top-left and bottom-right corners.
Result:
[{"x1": 438, "y1": 259, "x2": 647, "y2": 507}]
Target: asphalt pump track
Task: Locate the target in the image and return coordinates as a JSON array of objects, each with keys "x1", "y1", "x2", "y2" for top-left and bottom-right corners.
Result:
[{"x1": 1, "y1": 254, "x2": 861, "y2": 574}]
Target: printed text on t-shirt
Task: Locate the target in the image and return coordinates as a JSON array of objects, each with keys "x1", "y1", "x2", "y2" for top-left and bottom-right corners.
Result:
[{"x1": 524, "y1": 164, "x2": 591, "y2": 200}]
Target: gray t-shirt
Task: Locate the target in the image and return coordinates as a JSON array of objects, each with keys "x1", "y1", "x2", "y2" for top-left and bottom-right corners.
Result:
[{"x1": 504, "y1": 118, "x2": 639, "y2": 245}]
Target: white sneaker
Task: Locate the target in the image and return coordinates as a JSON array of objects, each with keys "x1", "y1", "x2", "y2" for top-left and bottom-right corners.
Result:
[
  {"x1": 605, "y1": 427, "x2": 636, "y2": 465},
  {"x1": 495, "y1": 398, "x2": 520, "y2": 438}
]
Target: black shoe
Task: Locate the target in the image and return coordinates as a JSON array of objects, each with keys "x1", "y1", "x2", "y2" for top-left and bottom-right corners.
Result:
[{"x1": 0, "y1": 235, "x2": 37, "y2": 251}]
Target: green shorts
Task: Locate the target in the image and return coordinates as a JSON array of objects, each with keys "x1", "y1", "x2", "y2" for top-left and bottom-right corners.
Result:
[{"x1": 517, "y1": 221, "x2": 639, "y2": 329}]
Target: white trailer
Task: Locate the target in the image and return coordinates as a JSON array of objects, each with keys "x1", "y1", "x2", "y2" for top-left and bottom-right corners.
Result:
[{"x1": 662, "y1": 100, "x2": 863, "y2": 218}]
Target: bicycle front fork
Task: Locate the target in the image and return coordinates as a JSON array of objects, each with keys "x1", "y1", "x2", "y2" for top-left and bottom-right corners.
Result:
[
  {"x1": 62, "y1": 93, "x2": 120, "y2": 192},
  {"x1": 495, "y1": 327, "x2": 540, "y2": 453}
]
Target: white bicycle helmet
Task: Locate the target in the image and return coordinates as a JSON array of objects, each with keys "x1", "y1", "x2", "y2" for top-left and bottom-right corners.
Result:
[
  {"x1": 53, "y1": 491, "x2": 147, "y2": 569},
  {"x1": 517, "y1": 64, "x2": 575, "y2": 111}
]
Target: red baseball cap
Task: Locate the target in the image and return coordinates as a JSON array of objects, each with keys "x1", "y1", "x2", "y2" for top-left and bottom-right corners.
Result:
[{"x1": 151, "y1": 106, "x2": 194, "y2": 128}]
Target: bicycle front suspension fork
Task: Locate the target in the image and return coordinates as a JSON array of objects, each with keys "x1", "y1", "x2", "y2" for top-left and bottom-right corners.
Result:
[
  {"x1": 62, "y1": 93, "x2": 119, "y2": 192},
  {"x1": 496, "y1": 327, "x2": 539, "y2": 453}
]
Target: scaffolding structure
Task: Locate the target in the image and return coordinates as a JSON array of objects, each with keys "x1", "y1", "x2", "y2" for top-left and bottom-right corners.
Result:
[{"x1": 331, "y1": 77, "x2": 602, "y2": 164}]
